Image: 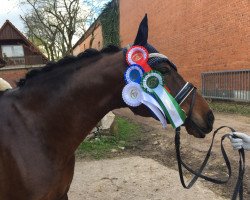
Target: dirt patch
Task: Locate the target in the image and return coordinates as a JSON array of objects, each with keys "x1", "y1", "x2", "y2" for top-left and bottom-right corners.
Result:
[{"x1": 70, "y1": 108, "x2": 250, "y2": 199}]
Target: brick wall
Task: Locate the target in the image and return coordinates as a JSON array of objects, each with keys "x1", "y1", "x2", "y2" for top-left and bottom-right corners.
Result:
[
  {"x1": 0, "y1": 68, "x2": 29, "y2": 87},
  {"x1": 73, "y1": 25, "x2": 103, "y2": 56},
  {"x1": 119, "y1": 0, "x2": 250, "y2": 88}
]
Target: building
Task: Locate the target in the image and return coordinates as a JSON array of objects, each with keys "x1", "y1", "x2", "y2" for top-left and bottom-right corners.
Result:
[
  {"x1": 0, "y1": 20, "x2": 48, "y2": 86},
  {"x1": 73, "y1": 20, "x2": 103, "y2": 55},
  {"x1": 72, "y1": 0, "x2": 119, "y2": 56},
  {"x1": 72, "y1": 0, "x2": 249, "y2": 101}
]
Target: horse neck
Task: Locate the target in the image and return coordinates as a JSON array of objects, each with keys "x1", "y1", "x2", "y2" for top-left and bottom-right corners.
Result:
[{"x1": 19, "y1": 51, "x2": 126, "y2": 160}]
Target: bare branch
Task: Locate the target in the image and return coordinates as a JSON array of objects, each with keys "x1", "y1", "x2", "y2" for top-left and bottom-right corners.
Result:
[{"x1": 20, "y1": 0, "x2": 103, "y2": 58}]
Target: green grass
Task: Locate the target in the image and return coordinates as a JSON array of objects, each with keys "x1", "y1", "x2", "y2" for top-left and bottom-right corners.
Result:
[
  {"x1": 76, "y1": 117, "x2": 141, "y2": 159},
  {"x1": 208, "y1": 101, "x2": 250, "y2": 116}
]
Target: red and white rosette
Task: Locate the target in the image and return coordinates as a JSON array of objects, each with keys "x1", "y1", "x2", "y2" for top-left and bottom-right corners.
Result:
[
  {"x1": 126, "y1": 46, "x2": 151, "y2": 72},
  {"x1": 126, "y1": 46, "x2": 148, "y2": 65}
]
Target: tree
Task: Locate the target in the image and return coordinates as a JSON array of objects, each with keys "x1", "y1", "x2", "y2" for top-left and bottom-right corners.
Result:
[{"x1": 20, "y1": 0, "x2": 108, "y2": 61}]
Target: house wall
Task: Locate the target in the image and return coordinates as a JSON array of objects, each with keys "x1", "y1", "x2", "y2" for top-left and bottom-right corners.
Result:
[
  {"x1": 119, "y1": 0, "x2": 250, "y2": 88},
  {"x1": 73, "y1": 25, "x2": 103, "y2": 56},
  {"x1": 0, "y1": 21, "x2": 48, "y2": 86},
  {"x1": 0, "y1": 67, "x2": 29, "y2": 87}
]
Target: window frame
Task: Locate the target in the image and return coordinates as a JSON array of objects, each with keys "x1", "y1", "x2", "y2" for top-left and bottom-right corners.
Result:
[{"x1": 1, "y1": 45, "x2": 25, "y2": 58}]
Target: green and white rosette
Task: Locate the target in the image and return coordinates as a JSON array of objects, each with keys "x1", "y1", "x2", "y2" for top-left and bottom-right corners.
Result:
[{"x1": 141, "y1": 71, "x2": 186, "y2": 128}]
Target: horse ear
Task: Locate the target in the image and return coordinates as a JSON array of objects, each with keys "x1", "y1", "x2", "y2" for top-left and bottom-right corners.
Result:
[{"x1": 133, "y1": 14, "x2": 148, "y2": 46}]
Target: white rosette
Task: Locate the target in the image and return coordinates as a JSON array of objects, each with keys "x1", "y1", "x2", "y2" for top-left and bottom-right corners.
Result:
[
  {"x1": 122, "y1": 82, "x2": 143, "y2": 107},
  {"x1": 122, "y1": 82, "x2": 167, "y2": 128}
]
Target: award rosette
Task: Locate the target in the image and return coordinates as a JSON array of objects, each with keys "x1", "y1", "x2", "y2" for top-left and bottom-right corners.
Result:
[
  {"x1": 126, "y1": 46, "x2": 151, "y2": 72},
  {"x1": 122, "y1": 82, "x2": 167, "y2": 128},
  {"x1": 141, "y1": 71, "x2": 186, "y2": 128},
  {"x1": 124, "y1": 64, "x2": 144, "y2": 84},
  {"x1": 141, "y1": 71, "x2": 164, "y2": 93},
  {"x1": 123, "y1": 45, "x2": 187, "y2": 129},
  {"x1": 122, "y1": 82, "x2": 143, "y2": 107}
]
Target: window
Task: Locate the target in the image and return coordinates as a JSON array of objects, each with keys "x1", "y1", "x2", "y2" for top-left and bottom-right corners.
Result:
[{"x1": 1, "y1": 45, "x2": 24, "y2": 58}]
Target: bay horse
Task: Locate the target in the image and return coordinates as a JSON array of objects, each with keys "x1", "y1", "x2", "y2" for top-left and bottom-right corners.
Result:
[{"x1": 0, "y1": 16, "x2": 214, "y2": 200}]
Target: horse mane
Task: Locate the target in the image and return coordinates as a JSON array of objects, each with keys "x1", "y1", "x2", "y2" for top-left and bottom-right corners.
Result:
[{"x1": 17, "y1": 45, "x2": 121, "y2": 87}]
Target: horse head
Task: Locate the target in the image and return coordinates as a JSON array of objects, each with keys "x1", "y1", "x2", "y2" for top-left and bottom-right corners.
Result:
[{"x1": 125, "y1": 15, "x2": 214, "y2": 138}]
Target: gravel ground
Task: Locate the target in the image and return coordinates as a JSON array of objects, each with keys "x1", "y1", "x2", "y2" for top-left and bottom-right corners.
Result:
[
  {"x1": 68, "y1": 109, "x2": 250, "y2": 200},
  {"x1": 68, "y1": 157, "x2": 227, "y2": 200}
]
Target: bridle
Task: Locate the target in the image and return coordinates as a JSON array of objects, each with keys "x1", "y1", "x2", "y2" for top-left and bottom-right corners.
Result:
[
  {"x1": 140, "y1": 48, "x2": 198, "y2": 126},
  {"x1": 123, "y1": 44, "x2": 198, "y2": 126},
  {"x1": 167, "y1": 59, "x2": 245, "y2": 200},
  {"x1": 124, "y1": 45, "x2": 245, "y2": 199},
  {"x1": 149, "y1": 54, "x2": 198, "y2": 126},
  {"x1": 155, "y1": 58, "x2": 245, "y2": 200},
  {"x1": 172, "y1": 70, "x2": 245, "y2": 200}
]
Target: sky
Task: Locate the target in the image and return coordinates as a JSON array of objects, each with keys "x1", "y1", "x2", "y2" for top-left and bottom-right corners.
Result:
[
  {"x1": 0, "y1": 0, "x2": 26, "y2": 31},
  {"x1": 0, "y1": 0, "x2": 111, "y2": 34}
]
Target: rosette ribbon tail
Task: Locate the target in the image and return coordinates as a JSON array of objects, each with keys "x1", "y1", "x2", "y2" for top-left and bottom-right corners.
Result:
[
  {"x1": 141, "y1": 91, "x2": 167, "y2": 128},
  {"x1": 122, "y1": 83, "x2": 167, "y2": 128},
  {"x1": 152, "y1": 85, "x2": 186, "y2": 128}
]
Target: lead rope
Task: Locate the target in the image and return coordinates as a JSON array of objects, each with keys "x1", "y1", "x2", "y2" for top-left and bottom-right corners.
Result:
[{"x1": 175, "y1": 126, "x2": 245, "y2": 200}]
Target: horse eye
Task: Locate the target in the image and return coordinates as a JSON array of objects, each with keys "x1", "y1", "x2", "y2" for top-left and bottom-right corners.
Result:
[{"x1": 157, "y1": 66, "x2": 171, "y2": 75}]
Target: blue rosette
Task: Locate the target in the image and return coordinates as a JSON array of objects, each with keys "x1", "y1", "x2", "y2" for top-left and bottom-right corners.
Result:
[{"x1": 124, "y1": 64, "x2": 144, "y2": 84}]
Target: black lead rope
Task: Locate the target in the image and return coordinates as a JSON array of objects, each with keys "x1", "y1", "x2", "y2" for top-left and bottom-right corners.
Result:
[
  {"x1": 232, "y1": 148, "x2": 245, "y2": 200},
  {"x1": 175, "y1": 126, "x2": 245, "y2": 200}
]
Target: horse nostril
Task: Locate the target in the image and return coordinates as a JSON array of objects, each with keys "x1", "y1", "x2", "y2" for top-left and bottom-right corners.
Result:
[{"x1": 207, "y1": 110, "x2": 215, "y2": 127}]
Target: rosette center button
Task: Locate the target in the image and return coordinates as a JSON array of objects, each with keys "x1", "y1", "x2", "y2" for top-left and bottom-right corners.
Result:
[
  {"x1": 130, "y1": 89, "x2": 139, "y2": 99},
  {"x1": 147, "y1": 76, "x2": 159, "y2": 89}
]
